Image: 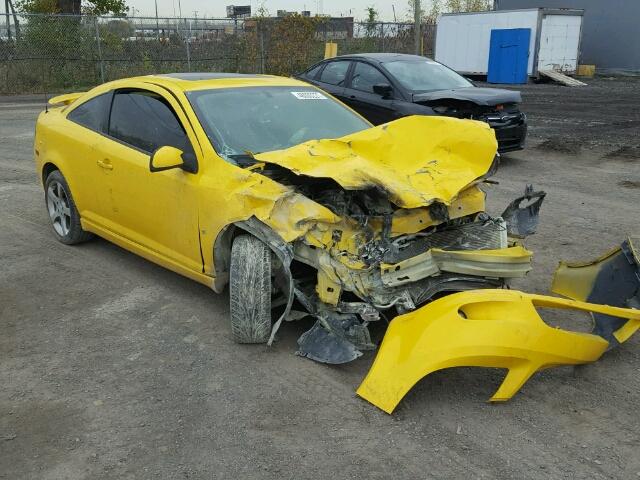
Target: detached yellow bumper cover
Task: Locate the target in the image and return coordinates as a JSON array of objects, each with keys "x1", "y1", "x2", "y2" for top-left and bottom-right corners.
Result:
[{"x1": 357, "y1": 289, "x2": 640, "y2": 414}]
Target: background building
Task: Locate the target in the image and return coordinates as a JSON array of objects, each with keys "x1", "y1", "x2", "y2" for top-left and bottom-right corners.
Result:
[{"x1": 495, "y1": 0, "x2": 640, "y2": 72}]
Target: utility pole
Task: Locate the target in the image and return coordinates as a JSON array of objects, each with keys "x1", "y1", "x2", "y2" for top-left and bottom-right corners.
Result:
[
  {"x1": 5, "y1": 0, "x2": 11, "y2": 42},
  {"x1": 154, "y1": 0, "x2": 160, "y2": 41},
  {"x1": 6, "y1": 0, "x2": 18, "y2": 40},
  {"x1": 413, "y1": 0, "x2": 421, "y2": 55}
]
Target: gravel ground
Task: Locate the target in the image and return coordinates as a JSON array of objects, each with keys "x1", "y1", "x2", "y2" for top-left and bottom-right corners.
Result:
[
  {"x1": 1, "y1": 78, "x2": 640, "y2": 479},
  {"x1": 480, "y1": 75, "x2": 640, "y2": 153}
]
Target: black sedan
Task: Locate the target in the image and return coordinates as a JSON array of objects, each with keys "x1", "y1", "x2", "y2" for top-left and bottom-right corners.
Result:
[{"x1": 296, "y1": 53, "x2": 527, "y2": 153}]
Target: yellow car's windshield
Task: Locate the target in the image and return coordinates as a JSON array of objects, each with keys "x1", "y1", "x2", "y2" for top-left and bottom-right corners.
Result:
[{"x1": 187, "y1": 86, "x2": 370, "y2": 161}]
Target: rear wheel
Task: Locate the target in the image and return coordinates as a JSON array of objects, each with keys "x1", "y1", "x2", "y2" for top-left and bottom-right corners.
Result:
[
  {"x1": 44, "y1": 170, "x2": 93, "y2": 245},
  {"x1": 229, "y1": 234, "x2": 272, "y2": 343}
]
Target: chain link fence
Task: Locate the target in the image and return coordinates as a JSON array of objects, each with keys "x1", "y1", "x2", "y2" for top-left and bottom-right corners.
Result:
[{"x1": 0, "y1": 13, "x2": 436, "y2": 94}]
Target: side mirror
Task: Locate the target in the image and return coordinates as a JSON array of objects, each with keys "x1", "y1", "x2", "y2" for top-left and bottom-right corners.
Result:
[
  {"x1": 373, "y1": 83, "x2": 393, "y2": 98},
  {"x1": 149, "y1": 146, "x2": 185, "y2": 173}
]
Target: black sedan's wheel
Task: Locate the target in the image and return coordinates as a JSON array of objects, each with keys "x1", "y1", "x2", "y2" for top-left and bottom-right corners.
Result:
[
  {"x1": 44, "y1": 170, "x2": 93, "y2": 245},
  {"x1": 229, "y1": 234, "x2": 272, "y2": 343}
]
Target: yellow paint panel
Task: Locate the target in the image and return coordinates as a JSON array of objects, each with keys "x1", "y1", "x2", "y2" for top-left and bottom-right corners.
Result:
[
  {"x1": 551, "y1": 246, "x2": 621, "y2": 301},
  {"x1": 356, "y1": 289, "x2": 640, "y2": 414},
  {"x1": 381, "y1": 246, "x2": 532, "y2": 272},
  {"x1": 390, "y1": 185, "x2": 486, "y2": 235},
  {"x1": 551, "y1": 238, "x2": 640, "y2": 344},
  {"x1": 324, "y1": 42, "x2": 338, "y2": 59},
  {"x1": 48, "y1": 92, "x2": 84, "y2": 106},
  {"x1": 577, "y1": 64, "x2": 596, "y2": 77},
  {"x1": 255, "y1": 115, "x2": 497, "y2": 209},
  {"x1": 431, "y1": 245, "x2": 532, "y2": 261},
  {"x1": 317, "y1": 270, "x2": 341, "y2": 305}
]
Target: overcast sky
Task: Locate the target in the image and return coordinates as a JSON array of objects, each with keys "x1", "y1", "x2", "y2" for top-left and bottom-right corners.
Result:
[{"x1": 127, "y1": 0, "x2": 418, "y2": 22}]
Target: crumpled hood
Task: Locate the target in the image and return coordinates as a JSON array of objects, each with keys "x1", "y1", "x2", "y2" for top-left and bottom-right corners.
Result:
[
  {"x1": 413, "y1": 87, "x2": 521, "y2": 106},
  {"x1": 254, "y1": 115, "x2": 498, "y2": 209}
]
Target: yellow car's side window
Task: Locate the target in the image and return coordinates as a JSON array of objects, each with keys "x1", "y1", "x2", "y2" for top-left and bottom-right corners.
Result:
[
  {"x1": 67, "y1": 93, "x2": 111, "y2": 134},
  {"x1": 108, "y1": 90, "x2": 194, "y2": 156}
]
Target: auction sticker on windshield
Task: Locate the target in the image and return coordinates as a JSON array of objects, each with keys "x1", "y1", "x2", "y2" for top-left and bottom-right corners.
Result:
[{"x1": 291, "y1": 91, "x2": 328, "y2": 100}]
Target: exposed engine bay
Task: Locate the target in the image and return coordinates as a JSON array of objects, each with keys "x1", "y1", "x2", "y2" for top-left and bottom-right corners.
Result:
[{"x1": 228, "y1": 116, "x2": 543, "y2": 364}]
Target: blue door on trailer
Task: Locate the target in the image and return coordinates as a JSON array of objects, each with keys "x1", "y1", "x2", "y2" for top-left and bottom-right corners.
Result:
[{"x1": 487, "y1": 28, "x2": 531, "y2": 84}]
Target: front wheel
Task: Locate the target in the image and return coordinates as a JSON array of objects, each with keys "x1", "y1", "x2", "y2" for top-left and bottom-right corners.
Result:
[
  {"x1": 229, "y1": 234, "x2": 272, "y2": 343},
  {"x1": 44, "y1": 170, "x2": 93, "y2": 245}
]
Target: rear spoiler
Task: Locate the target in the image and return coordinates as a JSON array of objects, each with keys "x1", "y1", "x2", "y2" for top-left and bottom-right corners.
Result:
[{"x1": 48, "y1": 92, "x2": 85, "y2": 106}]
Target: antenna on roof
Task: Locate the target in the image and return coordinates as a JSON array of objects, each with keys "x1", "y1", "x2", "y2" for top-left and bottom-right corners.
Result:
[{"x1": 42, "y1": 68, "x2": 48, "y2": 113}]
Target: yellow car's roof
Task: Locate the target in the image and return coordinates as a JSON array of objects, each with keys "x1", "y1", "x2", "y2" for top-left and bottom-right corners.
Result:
[{"x1": 105, "y1": 73, "x2": 310, "y2": 93}]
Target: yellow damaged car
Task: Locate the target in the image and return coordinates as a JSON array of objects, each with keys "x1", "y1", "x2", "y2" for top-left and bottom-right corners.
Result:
[{"x1": 35, "y1": 73, "x2": 544, "y2": 364}]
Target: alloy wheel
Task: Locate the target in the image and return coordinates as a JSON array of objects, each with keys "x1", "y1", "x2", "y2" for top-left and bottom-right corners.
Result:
[{"x1": 46, "y1": 180, "x2": 71, "y2": 237}]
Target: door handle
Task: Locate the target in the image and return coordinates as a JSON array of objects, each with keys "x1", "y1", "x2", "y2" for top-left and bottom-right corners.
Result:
[
  {"x1": 350, "y1": 95, "x2": 356, "y2": 99},
  {"x1": 97, "y1": 158, "x2": 113, "y2": 170}
]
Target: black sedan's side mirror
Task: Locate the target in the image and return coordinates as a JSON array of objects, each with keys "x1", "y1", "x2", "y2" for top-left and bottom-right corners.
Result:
[{"x1": 373, "y1": 83, "x2": 393, "y2": 98}]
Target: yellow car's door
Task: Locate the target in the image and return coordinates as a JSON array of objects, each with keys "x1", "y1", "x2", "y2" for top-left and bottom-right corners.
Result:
[
  {"x1": 52, "y1": 92, "x2": 113, "y2": 222},
  {"x1": 90, "y1": 86, "x2": 205, "y2": 278}
]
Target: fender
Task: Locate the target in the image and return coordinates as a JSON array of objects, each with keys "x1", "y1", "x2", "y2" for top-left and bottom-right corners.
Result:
[
  {"x1": 357, "y1": 289, "x2": 640, "y2": 414},
  {"x1": 552, "y1": 236, "x2": 640, "y2": 345}
]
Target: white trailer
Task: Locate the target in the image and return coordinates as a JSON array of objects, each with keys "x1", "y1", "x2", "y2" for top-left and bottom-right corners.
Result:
[{"x1": 435, "y1": 8, "x2": 584, "y2": 77}]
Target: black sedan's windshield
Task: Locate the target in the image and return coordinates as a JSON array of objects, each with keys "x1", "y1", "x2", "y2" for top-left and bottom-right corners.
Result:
[
  {"x1": 384, "y1": 59, "x2": 472, "y2": 92},
  {"x1": 187, "y1": 86, "x2": 370, "y2": 161}
]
